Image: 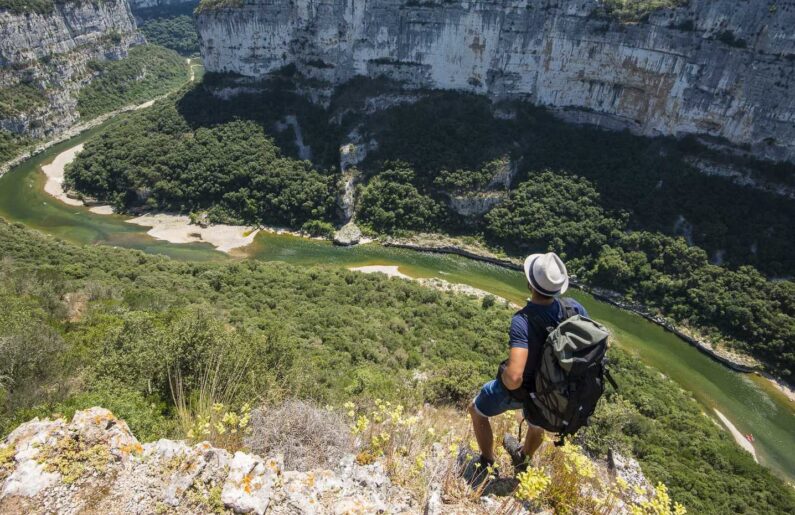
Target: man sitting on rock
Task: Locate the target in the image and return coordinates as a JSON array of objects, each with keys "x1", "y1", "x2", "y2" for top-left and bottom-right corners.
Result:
[{"x1": 467, "y1": 252, "x2": 588, "y2": 477}]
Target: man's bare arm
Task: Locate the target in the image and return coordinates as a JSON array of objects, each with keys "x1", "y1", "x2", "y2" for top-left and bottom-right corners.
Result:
[{"x1": 502, "y1": 347, "x2": 528, "y2": 390}]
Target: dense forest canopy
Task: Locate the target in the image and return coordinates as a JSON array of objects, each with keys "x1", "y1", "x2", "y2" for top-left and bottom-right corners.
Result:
[
  {"x1": 0, "y1": 219, "x2": 792, "y2": 513},
  {"x1": 139, "y1": 15, "x2": 200, "y2": 56},
  {"x1": 65, "y1": 101, "x2": 337, "y2": 227},
  {"x1": 358, "y1": 93, "x2": 795, "y2": 276}
]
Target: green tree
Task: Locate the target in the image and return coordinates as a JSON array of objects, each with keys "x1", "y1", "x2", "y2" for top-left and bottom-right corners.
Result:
[
  {"x1": 358, "y1": 163, "x2": 443, "y2": 233},
  {"x1": 485, "y1": 170, "x2": 625, "y2": 259}
]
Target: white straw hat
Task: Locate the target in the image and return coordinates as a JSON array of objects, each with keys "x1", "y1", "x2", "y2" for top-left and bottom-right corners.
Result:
[{"x1": 523, "y1": 252, "x2": 569, "y2": 296}]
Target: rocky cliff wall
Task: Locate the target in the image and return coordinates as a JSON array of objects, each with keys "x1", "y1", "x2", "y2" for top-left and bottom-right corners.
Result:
[
  {"x1": 128, "y1": 0, "x2": 196, "y2": 14},
  {"x1": 0, "y1": 0, "x2": 143, "y2": 139},
  {"x1": 196, "y1": 0, "x2": 795, "y2": 164}
]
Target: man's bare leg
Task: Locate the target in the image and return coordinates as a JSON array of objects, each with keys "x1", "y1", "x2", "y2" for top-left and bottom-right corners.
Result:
[
  {"x1": 522, "y1": 423, "x2": 544, "y2": 460},
  {"x1": 468, "y1": 402, "x2": 495, "y2": 462}
]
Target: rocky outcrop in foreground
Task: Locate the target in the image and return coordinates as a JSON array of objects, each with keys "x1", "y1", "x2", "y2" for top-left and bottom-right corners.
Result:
[{"x1": 0, "y1": 408, "x2": 415, "y2": 514}]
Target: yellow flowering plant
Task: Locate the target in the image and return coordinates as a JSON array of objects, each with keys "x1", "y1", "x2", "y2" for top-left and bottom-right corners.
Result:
[
  {"x1": 629, "y1": 483, "x2": 687, "y2": 515},
  {"x1": 186, "y1": 402, "x2": 251, "y2": 452},
  {"x1": 515, "y1": 467, "x2": 551, "y2": 501},
  {"x1": 339, "y1": 403, "x2": 687, "y2": 515}
]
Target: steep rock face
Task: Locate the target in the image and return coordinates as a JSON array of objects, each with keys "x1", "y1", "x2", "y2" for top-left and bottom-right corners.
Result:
[
  {"x1": 128, "y1": 0, "x2": 196, "y2": 13},
  {"x1": 0, "y1": 0, "x2": 143, "y2": 139},
  {"x1": 197, "y1": 0, "x2": 795, "y2": 163}
]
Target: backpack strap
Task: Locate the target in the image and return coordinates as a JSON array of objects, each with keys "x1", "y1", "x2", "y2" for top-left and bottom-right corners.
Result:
[
  {"x1": 558, "y1": 298, "x2": 576, "y2": 321},
  {"x1": 522, "y1": 298, "x2": 572, "y2": 336},
  {"x1": 524, "y1": 308, "x2": 552, "y2": 341}
]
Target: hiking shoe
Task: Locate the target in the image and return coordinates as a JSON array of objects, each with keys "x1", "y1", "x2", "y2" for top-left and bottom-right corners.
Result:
[
  {"x1": 503, "y1": 434, "x2": 530, "y2": 474},
  {"x1": 458, "y1": 449, "x2": 499, "y2": 488}
]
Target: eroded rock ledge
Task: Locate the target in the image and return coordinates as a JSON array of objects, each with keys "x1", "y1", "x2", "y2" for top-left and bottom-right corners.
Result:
[{"x1": 0, "y1": 408, "x2": 415, "y2": 514}]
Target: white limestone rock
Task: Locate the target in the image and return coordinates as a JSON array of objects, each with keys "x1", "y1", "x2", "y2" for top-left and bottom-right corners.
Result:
[
  {"x1": 447, "y1": 192, "x2": 506, "y2": 217},
  {"x1": 608, "y1": 449, "x2": 652, "y2": 504},
  {"x1": 333, "y1": 222, "x2": 362, "y2": 246},
  {"x1": 221, "y1": 452, "x2": 282, "y2": 514}
]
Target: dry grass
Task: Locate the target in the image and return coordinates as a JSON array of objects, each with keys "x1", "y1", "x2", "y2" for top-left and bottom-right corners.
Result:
[
  {"x1": 244, "y1": 400, "x2": 353, "y2": 470},
  {"x1": 169, "y1": 348, "x2": 253, "y2": 452},
  {"x1": 167, "y1": 391, "x2": 685, "y2": 514},
  {"x1": 341, "y1": 402, "x2": 686, "y2": 515}
]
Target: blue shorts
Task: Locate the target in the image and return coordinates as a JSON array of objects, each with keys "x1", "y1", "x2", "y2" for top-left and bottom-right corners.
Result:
[{"x1": 473, "y1": 379, "x2": 532, "y2": 420}]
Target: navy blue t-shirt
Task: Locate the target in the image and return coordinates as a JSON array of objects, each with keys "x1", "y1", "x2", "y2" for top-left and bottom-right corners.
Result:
[{"x1": 509, "y1": 298, "x2": 588, "y2": 383}]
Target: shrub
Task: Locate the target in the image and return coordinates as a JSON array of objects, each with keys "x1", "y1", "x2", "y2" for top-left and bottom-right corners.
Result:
[
  {"x1": 484, "y1": 170, "x2": 625, "y2": 259},
  {"x1": 245, "y1": 400, "x2": 353, "y2": 470},
  {"x1": 301, "y1": 220, "x2": 335, "y2": 239},
  {"x1": 424, "y1": 360, "x2": 490, "y2": 406},
  {"x1": 140, "y1": 15, "x2": 200, "y2": 56}
]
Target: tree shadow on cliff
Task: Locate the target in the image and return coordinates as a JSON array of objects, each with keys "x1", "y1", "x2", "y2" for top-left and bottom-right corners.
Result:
[
  {"x1": 173, "y1": 73, "x2": 342, "y2": 168},
  {"x1": 360, "y1": 92, "x2": 515, "y2": 185}
]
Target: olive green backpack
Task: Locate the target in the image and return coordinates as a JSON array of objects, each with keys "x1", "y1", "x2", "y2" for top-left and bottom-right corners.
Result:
[{"x1": 523, "y1": 300, "x2": 616, "y2": 444}]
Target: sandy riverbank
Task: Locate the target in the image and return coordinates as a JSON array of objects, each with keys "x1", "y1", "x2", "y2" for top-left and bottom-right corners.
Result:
[
  {"x1": 349, "y1": 265, "x2": 518, "y2": 307},
  {"x1": 39, "y1": 142, "x2": 260, "y2": 254},
  {"x1": 38, "y1": 139, "x2": 374, "y2": 255},
  {"x1": 88, "y1": 205, "x2": 114, "y2": 215},
  {"x1": 349, "y1": 265, "x2": 411, "y2": 279},
  {"x1": 127, "y1": 213, "x2": 259, "y2": 254},
  {"x1": 760, "y1": 373, "x2": 795, "y2": 403},
  {"x1": 42, "y1": 143, "x2": 86, "y2": 206},
  {"x1": 713, "y1": 409, "x2": 758, "y2": 462}
]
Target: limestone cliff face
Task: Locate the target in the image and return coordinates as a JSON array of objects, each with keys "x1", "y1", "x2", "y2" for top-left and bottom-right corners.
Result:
[
  {"x1": 196, "y1": 0, "x2": 795, "y2": 164},
  {"x1": 127, "y1": 0, "x2": 196, "y2": 13},
  {"x1": 0, "y1": 0, "x2": 143, "y2": 139}
]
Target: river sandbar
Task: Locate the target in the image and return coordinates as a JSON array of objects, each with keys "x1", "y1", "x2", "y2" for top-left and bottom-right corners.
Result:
[
  {"x1": 349, "y1": 265, "x2": 411, "y2": 279},
  {"x1": 127, "y1": 213, "x2": 259, "y2": 253},
  {"x1": 349, "y1": 266, "x2": 518, "y2": 307},
  {"x1": 89, "y1": 205, "x2": 114, "y2": 215},
  {"x1": 41, "y1": 143, "x2": 85, "y2": 207},
  {"x1": 713, "y1": 409, "x2": 758, "y2": 462},
  {"x1": 40, "y1": 142, "x2": 258, "y2": 254}
]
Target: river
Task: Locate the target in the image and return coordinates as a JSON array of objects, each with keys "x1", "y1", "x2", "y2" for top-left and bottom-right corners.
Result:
[{"x1": 0, "y1": 120, "x2": 793, "y2": 483}]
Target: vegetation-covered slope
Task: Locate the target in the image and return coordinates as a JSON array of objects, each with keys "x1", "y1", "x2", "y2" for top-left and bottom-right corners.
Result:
[
  {"x1": 63, "y1": 81, "x2": 795, "y2": 381},
  {"x1": 0, "y1": 131, "x2": 30, "y2": 165},
  {"x1": 0, "y1": 219, "x2": 793, "y2": 513},
  {"x1": 139, "y1": 15, "x2": 199, "y2": 56},
  {"x1": 77, "y1": 45, "x2": 188, "y2": 119},
  {"x1": 0, "y1": 0, "x2": 81, "y2": 14},
  {"x1": 0, "y1": 44, "x2": 189, "y2": 167}
]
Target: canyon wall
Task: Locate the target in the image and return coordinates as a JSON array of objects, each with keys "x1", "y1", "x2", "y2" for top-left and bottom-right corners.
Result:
[
  {"x1": 0, "y1": 0, "x2": 143, "y2": 139},
  {"x1": 128, "y1": 0, "x2": 196, "y2": 14},
  {"x1": 196, "y1": 0, "x2": 795, "y2": 164}
]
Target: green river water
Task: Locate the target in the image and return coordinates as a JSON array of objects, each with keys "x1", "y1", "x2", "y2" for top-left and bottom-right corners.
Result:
[{"x1": 1, "y1": 124, "x2": 793, "y2": 482}]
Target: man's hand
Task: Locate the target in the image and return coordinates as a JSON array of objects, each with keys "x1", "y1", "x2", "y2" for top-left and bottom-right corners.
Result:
[{"x1": 502, "y1": 347, "x2": 529, "y2": 390}]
